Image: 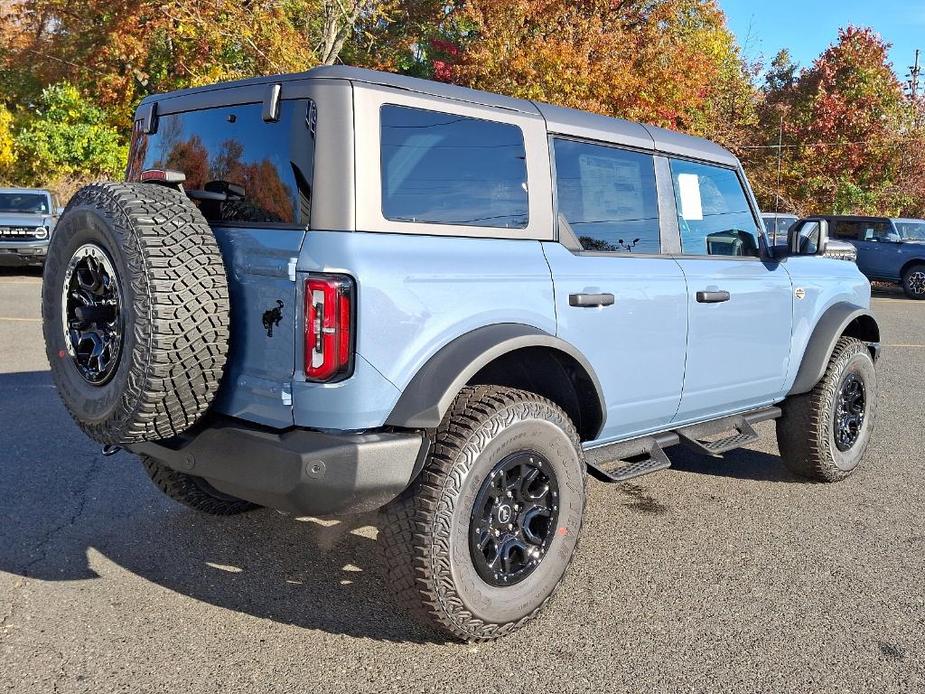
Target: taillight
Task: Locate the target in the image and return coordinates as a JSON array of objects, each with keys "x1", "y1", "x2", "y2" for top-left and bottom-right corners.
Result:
[{"x1": 305, "y1": 274, "x2": 355, "y2": 382}]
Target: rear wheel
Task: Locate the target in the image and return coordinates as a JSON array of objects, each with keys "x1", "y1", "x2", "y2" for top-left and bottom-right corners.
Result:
[
  {"x1": 141, "y1": 456, "x2": 259, "y2": 516},
  {"x1": 902, "y1": 263, "x2": 925, "y2": 300},
  {"x1": 380, "y1": 386, "x2": 585, "y2": 641},
  {"x1": 777, "y1": 337, "x2": 876, "y2": 482}
]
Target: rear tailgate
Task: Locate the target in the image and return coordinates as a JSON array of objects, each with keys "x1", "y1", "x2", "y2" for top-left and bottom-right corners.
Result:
[{"x1": 211, "y1": 227, "x2": 305, "y2": 427}]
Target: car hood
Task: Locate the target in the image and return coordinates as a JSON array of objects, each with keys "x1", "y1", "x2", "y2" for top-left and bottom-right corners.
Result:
[{"x1": 0, "y1": 213, "x2": 52, "y2": 227}]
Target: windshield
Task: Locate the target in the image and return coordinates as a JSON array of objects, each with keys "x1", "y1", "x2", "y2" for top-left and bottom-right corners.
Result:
[
  {"x1": 0, "y1": 192, "x2": 50, "y2": 214},
  {"x1": 894, "y1": 221, "x2": 925, "y2": 241}
]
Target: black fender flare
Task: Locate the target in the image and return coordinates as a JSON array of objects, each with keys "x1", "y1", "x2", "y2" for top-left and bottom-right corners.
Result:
[
  {"x1": 789, "y1": 302, "x2": 880, "y2": 395},
  {"x1": 385, "y1": 323, "x2": 606, "y2": 434}
]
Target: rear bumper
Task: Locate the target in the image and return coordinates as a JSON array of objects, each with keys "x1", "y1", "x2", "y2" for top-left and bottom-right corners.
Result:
[{"x1": 128, "y1": 418, "x2": 427, "y2": 516}]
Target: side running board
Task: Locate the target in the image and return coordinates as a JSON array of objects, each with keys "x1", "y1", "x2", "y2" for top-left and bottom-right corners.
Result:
[
  {"x1": 585, "y1": 435, "x2": 673, "y2": 483},
  {"x1": 583, "y1": 406, "x2": 780, "y2": 483},
  {"x1": 677, "y1": 417, "x2": 759, "y2": 456}
]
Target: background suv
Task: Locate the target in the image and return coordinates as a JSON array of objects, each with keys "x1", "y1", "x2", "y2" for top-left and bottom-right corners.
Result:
[
  {"x1": 804, "y1": 215, "x2": 925, "y2": 298},
  {"x1": 0, "y1": 187, "x2": 60, "y2": 267}
]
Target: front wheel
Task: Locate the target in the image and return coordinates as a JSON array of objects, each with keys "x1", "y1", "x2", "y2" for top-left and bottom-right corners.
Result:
[
  {"x1": 380, "y1": 386, "x2": 585, "y2": 641},
  {"x1": 777, "y1": 337, "x2": 877, "y2": 482},
  {"x1": 902, "y1": 263, "x2": 925, "y2": 300}
]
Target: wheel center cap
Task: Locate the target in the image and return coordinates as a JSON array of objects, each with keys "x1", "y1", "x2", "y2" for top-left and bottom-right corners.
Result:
[{"x1": 497, "y1": 504, "x2": 512, "y2": 525}]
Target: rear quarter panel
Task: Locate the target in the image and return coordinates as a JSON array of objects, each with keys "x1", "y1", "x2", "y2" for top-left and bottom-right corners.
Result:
[{"x1": 292, "y1": 231, "x2": 556, "y2": 430}]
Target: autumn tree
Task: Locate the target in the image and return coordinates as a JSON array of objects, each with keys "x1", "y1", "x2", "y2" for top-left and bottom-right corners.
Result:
[
  {"x1": 377, "y1": 0, "x2": 756, "y2": 141},
  {"x1": 0, "y1": 0, "x2": 395, "y2": 127},
  {"x1": 749, "y1": 27, "x2": 923, "y2": 216},
  {"x1": 14, "y1": 83, "x2": 126, "y2": 186}
]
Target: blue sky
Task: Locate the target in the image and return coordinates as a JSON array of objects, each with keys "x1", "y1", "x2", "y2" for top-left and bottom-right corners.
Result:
[{"x1": 720, "y1": 0, "x2": 925, "y2": 82}]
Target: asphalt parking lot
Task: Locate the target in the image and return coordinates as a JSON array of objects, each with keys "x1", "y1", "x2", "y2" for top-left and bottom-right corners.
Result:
[{"x1": 1, "y1": 267, "x2": 923, "y2": 693}]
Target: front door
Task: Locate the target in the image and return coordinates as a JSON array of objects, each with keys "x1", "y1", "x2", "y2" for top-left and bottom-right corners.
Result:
[
  {"x1": 835, "y1": 218, "x2": 900, "y2": 280},
  {"x1": 667, "y1": 158, "x2": 793, "y2": 423},
  {"x1": 544, "y1": 139, "x2": 688, "y2": 443}
]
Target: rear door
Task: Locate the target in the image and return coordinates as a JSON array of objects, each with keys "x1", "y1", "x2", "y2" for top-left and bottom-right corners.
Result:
[
  {"x1": 668, "y1": 159, "x2": 793, "y2": 423},
  {"x1": 132, "y1": 98, "x2": 315, "y2": 427},
  {"x1": 544, "y1": 139, "x2": 688, "y2": 442}
]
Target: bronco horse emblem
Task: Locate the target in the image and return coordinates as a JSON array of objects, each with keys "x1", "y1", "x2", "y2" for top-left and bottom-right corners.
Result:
[{"x1": 262, "y1": 300, "x2": 284, "y2": 337}]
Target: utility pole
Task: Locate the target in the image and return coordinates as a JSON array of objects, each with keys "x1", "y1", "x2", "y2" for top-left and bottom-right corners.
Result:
[
  {"x1": 908, "y1": 49, "x2": 921, "y2": 99},
  {"x1": 909, "y1": 50, "x2": 923, "y2": 131},
  {"x1": 773, "y1": 115, "x2": 784, "y2": 246}
]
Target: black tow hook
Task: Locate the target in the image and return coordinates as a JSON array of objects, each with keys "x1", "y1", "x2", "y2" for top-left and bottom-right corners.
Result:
[{"x1": 101, "y1": 444, "x2": 122, "y2": 457}]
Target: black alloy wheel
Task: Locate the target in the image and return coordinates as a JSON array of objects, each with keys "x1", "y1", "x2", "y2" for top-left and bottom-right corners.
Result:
[
  {"x1": 61, "y1": 243, "x2": 124, "y2": 385},
  {"x1": 833, "y1": 373, "x2": 865, "y2": 452},
  {"x1": 469, "y1": 451, "x2": 560, "y2": 587}
]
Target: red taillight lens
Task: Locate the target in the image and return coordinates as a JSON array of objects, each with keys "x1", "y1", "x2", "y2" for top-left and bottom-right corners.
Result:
[{"x1": 305, "y1": 274, "x2": 354, "y2": 382}]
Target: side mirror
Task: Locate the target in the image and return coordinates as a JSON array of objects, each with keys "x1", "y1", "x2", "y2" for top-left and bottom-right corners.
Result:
[
  {"x1": 788, "y1": 219, "x2": 829, "y2": 256},
  {"x1": 56, "y1": 206, "x2": 65, "y2": 216}
]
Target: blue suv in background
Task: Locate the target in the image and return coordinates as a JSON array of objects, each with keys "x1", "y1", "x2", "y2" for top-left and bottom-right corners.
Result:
[{"x1": 802, "y1": 215, "x2": 925, "y2": 299}]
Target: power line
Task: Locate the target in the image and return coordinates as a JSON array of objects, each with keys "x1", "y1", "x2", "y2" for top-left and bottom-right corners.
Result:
[{"x1": 739, "y1": 136, "x2": 924, "y2": 150}]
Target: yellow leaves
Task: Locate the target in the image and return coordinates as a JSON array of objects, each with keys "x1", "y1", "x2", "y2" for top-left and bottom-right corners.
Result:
[{"x1": 0, "y1": 105, "x2": 15, "y2": 179}]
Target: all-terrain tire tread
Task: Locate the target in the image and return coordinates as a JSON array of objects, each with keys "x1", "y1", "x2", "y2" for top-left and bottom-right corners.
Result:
[
  {"x1": 380, "y1": 385, "x2": 584, "y2": 642},
  {"x1": 44, "y1": 182, "x2": 230, "y2": 444},
  {"x1": 777, "y1": 336, "x2": 876, "y2": 482},
  {"x1": 141, "y1": 456, "x2": 258, "y2": 515}
]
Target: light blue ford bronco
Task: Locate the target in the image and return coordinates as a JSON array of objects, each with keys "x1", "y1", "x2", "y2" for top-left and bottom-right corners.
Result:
[{"x1": 42, "y1": 67, "x2": 881, "y2": 641}]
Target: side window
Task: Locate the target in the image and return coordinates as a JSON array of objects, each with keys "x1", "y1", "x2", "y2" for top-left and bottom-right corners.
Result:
[
  {"x1": 831, "y1": 220, "x2": 859, "y2": 240},
  {"x1": 670, "y1": 159, "x2": 760, "y2": 257},
  {"x1": 553, "y1": 139, "x2": 660, "y2": 253},
  {"x1": 133, "y1": 101, "x2": 312, "y2": 225},
  {"x1": 379, "y1": 105, "x2": 528, "y2": 228}
]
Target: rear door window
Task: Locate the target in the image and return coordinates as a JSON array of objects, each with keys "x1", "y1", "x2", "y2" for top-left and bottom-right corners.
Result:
[
  {"x1": 379, "y1": 105, "x2": 528, "y2": 228},
  {"x1": 552, "y1": 139, "x2": 661, "y2": 253},
  {"x1": 130, "y1": 101, "x2": 313, "y2": 226}
]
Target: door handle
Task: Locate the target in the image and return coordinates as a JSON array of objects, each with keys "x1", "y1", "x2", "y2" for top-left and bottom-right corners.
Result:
[
  {"x1": 569, "y1": 292, "x2": 615, "y2": 307},
  {"x1": 696, "y1": 290, "x2": 731, "y2": 304}
]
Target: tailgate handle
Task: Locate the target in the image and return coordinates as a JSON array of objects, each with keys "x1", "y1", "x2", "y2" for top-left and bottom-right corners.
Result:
[
  {"x1": 696, "y1": 290, "x2": 731, "y2": 304},
  {"x1": 569, "y1": 292, "x2": 615, "y2": 307}
]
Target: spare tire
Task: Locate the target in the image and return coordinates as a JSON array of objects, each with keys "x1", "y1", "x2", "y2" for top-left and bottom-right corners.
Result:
[{"x1": 42, "y1": 182, "x2": 230, "y2": 445}]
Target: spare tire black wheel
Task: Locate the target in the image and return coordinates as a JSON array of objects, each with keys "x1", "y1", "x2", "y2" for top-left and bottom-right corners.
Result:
[{"x1": 42, "y1": 182, "x2": 230, "y2": 445}]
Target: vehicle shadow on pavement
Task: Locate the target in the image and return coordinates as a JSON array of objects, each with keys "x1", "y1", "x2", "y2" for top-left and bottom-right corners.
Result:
[
  {"x1": 667, "y1": 444, "x2": 800, "y2": 483},
  {"x1": 870, "y1": 285, "x2": 910, "y2": 300},
  {"x1": 0, "y1": 371, "x2": 446, "y2": 644},
  {"x1": 0, "y1": 266, "x2": 43, "y2": 279}
]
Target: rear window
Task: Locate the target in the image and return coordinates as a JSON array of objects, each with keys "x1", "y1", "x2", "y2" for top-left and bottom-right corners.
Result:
[
  {"x1": 128, "y1": 101, "x2": 313, "y2": 226},
  {"x1": 379, "y1": 105, "x2": 528, "y2": 228}
]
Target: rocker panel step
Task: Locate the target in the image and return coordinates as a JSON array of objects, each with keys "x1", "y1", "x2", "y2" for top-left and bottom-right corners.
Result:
[
  {"x1": 677, "y1": 418, "x2": 759, "y2": 456},
  {"x1": 582, "y1": 406, "x2": 781, "y2": 483},
  {"x1": 585, "y1": 439, "x2": 671, "y2": 483}
]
